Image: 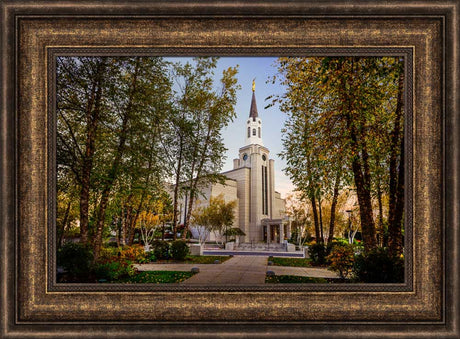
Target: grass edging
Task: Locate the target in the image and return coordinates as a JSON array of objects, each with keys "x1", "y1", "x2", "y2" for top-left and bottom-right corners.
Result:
[
  {"x1": 265, "y1": 275, "x2": 328, "y2": 283},
  {"x1": 152, "y1": 255, "x2": 231, "y2": 265},
  {"x1": 117, "y1": 271, "x2": 196, "y2": 283},
  {"x1": 268, "y1": 256, "x2": 312, "y2": 267}
]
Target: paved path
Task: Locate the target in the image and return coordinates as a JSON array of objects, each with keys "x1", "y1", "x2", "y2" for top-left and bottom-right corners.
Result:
[
  {"x1": 268, "y1": 266, "x2": 338, "y2": 279},
  {"x1": 135, "y1": 256, "x2": 338, "y2": 285},
  {"x1": 184, "y1": 256, "x2": 267, "y2": 285}
]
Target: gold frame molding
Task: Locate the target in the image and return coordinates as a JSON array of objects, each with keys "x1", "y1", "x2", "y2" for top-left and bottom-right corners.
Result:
[{"x1": 1, "y1": 1, "x2": 458, "y2": 338}]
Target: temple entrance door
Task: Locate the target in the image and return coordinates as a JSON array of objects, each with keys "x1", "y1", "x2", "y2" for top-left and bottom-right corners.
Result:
[{"x1": 270, "y1": 225, "x2": 280, "y2": 243}]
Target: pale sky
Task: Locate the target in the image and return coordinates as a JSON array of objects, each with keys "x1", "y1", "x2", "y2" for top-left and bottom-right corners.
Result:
[{"x1": 165, "y1": 57, "x2": 295, "y2": 199}]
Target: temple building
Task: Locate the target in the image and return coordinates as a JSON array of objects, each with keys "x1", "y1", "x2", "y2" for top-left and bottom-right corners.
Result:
[{"x1": 185, "y1": 81, "x2": 289, "y2": 244}]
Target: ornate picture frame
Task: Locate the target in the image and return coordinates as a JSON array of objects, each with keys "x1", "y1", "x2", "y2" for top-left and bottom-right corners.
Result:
[{"x1": 1, "y1": 1, "x2": 458, "y2": 337}]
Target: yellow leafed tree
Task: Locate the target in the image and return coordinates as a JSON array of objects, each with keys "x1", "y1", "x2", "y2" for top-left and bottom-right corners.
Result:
[{"x1": 137, "y1": 210, "x2": 160, "y2": 251}]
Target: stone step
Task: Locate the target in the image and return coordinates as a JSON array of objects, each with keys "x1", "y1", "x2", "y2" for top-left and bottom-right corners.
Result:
[{"x1": 235, "y1": 243, "x2": 286, "y2": 251}]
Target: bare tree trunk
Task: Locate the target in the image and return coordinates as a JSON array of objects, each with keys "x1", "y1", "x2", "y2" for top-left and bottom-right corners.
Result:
[
  {"x1": 172, "y1": 133, "x2": 185, "y2": 241},
  {"x1": 128, "y1": 220, "x2": 136, "y2": 245},
  {"x1": 311, "y1": 195, "x2": 321, "y2": 243},
  {"x1": 389, "y1": 135, "x2": 405, "y2": 256},
  {"x1": 318, "y1": 196, "x2": 324, "y2": 243},
  {"x1": 327, "y1": 170, "x2": 341, "y2": 244},
  {"x1": 183, "y1": 117, "x2": 214, "y2": 240},
  {"x1": 376, "y1": 178, "x2": 384, "y2": 246},
  {"x1": 124, "y1": 203, "x2": 133, "y2": 246},
  {"x1": 58, "y1": 200, "x2": 71, "y2": 249},
  {"x1": 116, "y1": 216, "x2": 121, "y2": 247},
  {"x1": 388, "y1": 71, "x2": 405, "y2": 256},
  {"x1": 350, "y1": 153, "x2": 377, "y2": 251},
  {"x1": 342, "y1": 58, "x2": 376, "y2": 251},
  {"x1": 79, "y1": 59, "x2": 107, "y2": 243},
  {"x1": 345, "y1": 112, "x2": 377, "y2": 250},
  {"x1": 182, "y1": 188, "x2": 195, "y2": 241}
]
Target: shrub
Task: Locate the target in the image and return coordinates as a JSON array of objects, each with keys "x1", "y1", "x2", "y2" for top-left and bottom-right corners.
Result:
[
  {"x1": 99, "y1": 246, "x2": 119, "y2": 261},
  {"x1": 151, "y1": 240, "x2": 170, "y2": 259},
  {"x1": 334, "y1": 237, "x2": 349, "y2": 244},
  {"x1": 327, "y1": 244, "x2": 355, "y2": 279},
  {"x1": 325, "y1": 239, "x2": 350, "y2": 255},
  {"x1": 146, "y1": 251, "x2": 157, "y2": 262},
  {"x1": 63, "y1": 227, "x2": 80, "y2": 238},
  {"x1": 93, "y1": 261, "x2": 126, "y2": 281},
  {"x1": 328, "y1": 238, "x2": 350, "y2": 249},
  {"x1": 123, "y1": 260, "x2": 137, "y2": 277},
  {"x1": 308, "y1": 243, "x2": 328, "y2": 265},
  {"x1": 170, "y1": 240, "x2": 190, "y2": 260},
  {"x1": 137, "y1": 256, "x2": 150, "y2": 264},
  {"x1": 119, "y1": 244, "x2": 146, "y2": 263},
  {"x1": 57, "y1": 242, "x2": 93, "y2": 278},
  {"x1": 93, "y1": 260, "x2": 137, "y2": 281},
  {"x1": 106, "y1": 241, "x2": 119, "y2": 248},
  {"x1": 353, "y1": 247, "x2": 404, "y2": 283}
]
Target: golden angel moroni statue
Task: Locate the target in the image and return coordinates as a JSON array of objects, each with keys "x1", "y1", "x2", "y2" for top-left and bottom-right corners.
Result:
[{"x1": 252, "y1": 78, "x2": 256, "y2": 92}]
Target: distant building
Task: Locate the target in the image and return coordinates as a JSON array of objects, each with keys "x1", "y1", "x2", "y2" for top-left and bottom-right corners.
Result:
[{"x1": 180, "y1": 81, "x2": 290, "y2": 244}]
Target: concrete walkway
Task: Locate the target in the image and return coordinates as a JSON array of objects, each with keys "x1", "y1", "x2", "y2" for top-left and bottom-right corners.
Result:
[
  {"x1": 268, "y1": 266, "x2": 338, "y2": 279},
  {"x1": 135, "y1": 255, "x2": 338, "y2": 285},
  {"x1": 184, "y1": 256, "x2": 267, "y2": 284}
]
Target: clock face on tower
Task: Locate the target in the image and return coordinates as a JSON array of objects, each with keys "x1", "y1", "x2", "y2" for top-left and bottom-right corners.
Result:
[
  {"x1": 262, "y1": 154, "x2": 266, "y2": 161},
  {"x1": 243, "y1": 154, "x2": 248, "y2": 161}
]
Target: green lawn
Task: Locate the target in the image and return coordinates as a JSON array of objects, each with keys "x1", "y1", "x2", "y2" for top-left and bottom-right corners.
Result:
[
  {"x1": 265, "y1": 275, "x2": 328, "y2": 284},
  {"x1": 269, "y1": 257, "x2": 312, "y2": 267},
  {"x1": 120, "y1": 271, "x2": 195, "y2": 283},
  {"x1": 185, "y1": 255, "x2": 231, "y2": 264}
]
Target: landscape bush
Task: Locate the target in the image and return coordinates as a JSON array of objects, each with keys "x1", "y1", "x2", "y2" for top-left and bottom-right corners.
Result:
[
  {"x1": 119, "y1": 244, "x2": 146, "y2": 263},
  {"x1": 353, "y1": 247, "x2": 404, "y2": 283},
  {"x1": 327, "y1": 238, "x2": 349, "y2": 251},
  {"x1": 170, "y1": 240, "x2": 190, "y2": 260},
  {"x1": 327, "y1": 244, "x2": 355, "y2": 279},
  {"x1": 308, "y1": 243, "x2": 328, "y2": 265},
  {"x1": 93, "y1": 261, "x2": 128, "y2": 281},
  {"x1": 146, "y1": 251, "x2": 157, "y2": 262},
  {"x1": 151, "y1": 240, "x2": 170, "y2": 259},
  {"x1": 63, "y1": 227, "x2": 80, "y2": 238},
  {"x1": 57, "y1": 242, "x2": 93, "y2": 279},
  {"x1": 99, "y1": 246, "x2": 119, "y2": 261}
]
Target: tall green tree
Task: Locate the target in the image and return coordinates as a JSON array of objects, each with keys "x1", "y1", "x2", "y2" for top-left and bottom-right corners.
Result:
[
  {"x1": 160, "y1": 57, "x2": 240, "y2": 239},
  {"x1": 57, "y1": 57, "x2": 110, "y2": 243},
  {"x1": 57, "y1": 56, "x2": 172, "y2": 259},
  {"x1": 271, "y1": 56, "x2": 404, "y2": 252}
]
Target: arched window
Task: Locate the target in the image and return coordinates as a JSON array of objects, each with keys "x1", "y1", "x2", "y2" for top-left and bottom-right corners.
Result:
[
  {"x1": 258, "y1": 127, "x2": 261, "y2": 138},
  {"x1": 247, "y1": 127, "x2": 250, "y2": 138},
  {"x1": 253, "y1": 128, "x2": 256, "y2": 136}
]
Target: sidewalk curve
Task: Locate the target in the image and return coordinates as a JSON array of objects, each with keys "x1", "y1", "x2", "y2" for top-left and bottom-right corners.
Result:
[{"x1": 135, "y1": 255, "x2": 338, "y2": 285}]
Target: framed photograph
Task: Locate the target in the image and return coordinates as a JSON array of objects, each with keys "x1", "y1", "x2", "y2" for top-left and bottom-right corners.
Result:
[{"x1": 1, "y1": 1, "x2": 458, "y2": 338}]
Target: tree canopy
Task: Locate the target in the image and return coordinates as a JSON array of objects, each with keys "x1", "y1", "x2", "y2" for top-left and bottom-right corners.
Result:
[
  {"x1": 57, "y1": 56, "x2": 239, "y2": 259},
  {"x1": 191, "y1": 194, "x2": 237, "y2": 245},
  {"x1": 270, "y1": 56, "x2": 404, "y2": 254}
]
